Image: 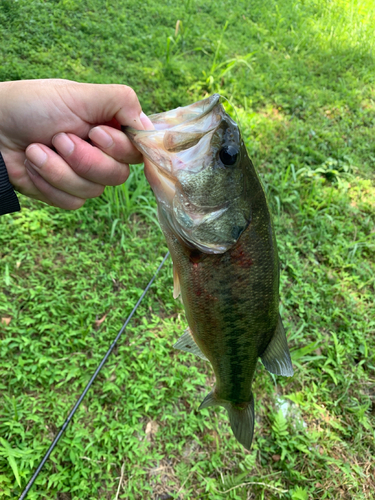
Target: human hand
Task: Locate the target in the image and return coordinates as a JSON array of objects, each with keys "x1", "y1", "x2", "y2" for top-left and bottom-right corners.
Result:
[{"x1": 0, "y1": 79, "x2": 153, "y2": 209}]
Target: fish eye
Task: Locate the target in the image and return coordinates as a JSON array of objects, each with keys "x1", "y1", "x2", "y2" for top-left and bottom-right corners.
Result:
[{"x1": 219, "y1": 145, "x2": 238, "y2": 165}]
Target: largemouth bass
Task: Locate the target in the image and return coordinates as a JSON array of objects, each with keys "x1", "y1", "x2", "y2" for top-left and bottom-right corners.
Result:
[{"x1": 124, "y1": 95, "x2": 293, "y2": 450}]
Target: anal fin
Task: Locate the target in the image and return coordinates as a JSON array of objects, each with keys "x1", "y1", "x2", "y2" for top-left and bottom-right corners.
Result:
[
  {"x1": 173, "y1": 327, "x2": 208, "y2": 361},
  {"x1": 261, "y1": 315, "x2": 294, "y2": 376},
  {"x1": 199, "y1": 390, "x2": 216, "y2": 409}
]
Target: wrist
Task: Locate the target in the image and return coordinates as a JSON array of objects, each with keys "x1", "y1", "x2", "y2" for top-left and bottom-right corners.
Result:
[{"x1": 0, "y1": 81, "x2": 14, "y2": 150}]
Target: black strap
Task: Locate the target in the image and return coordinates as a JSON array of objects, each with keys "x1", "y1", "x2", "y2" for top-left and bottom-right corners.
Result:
[{"x1": 0, "y1": 152, "x2": 20, "y2": 215}]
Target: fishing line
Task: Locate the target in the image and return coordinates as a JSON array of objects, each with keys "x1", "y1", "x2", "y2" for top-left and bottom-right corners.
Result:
[{"x1": 18, "y1": 251, "x2": 170, "y2": 500}]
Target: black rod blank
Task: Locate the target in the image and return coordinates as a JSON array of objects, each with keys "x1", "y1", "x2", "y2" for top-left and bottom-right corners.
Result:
[{"x1": 18, "y1": 251, "x2": 170, "y2": 500}]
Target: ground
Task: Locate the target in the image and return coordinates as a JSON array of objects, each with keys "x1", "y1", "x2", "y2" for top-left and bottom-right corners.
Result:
[{"x1": 0, "y1": 0, "x2": 374, "y2": 499}]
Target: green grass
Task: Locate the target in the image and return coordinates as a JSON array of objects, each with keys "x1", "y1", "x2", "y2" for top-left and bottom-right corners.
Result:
[{"x1": 1, "y1": 0, "x2": 375, "y2": 499}]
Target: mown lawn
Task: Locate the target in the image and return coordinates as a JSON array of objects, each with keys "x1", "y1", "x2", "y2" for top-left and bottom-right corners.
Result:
[{"x1": 0, "y1": 0, "x2": 374, "y2": 499}]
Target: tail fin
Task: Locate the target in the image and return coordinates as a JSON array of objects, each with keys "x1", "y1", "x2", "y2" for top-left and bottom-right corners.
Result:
[
  {"x1": 226, "y1": 396, "x2": 255, "y2": 451},
  {"x1": 199, "y1": 391, "x2": 255, "y2": 450}
]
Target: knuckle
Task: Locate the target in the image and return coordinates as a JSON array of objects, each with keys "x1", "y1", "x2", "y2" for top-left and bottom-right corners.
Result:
[
  {"x1": 113, "y1": 83, "x2": 136, "y2": 98},
  {"x1": 116, "y1": 85, "x2": 139, "y2": 106},
  {"x1": 72, "y1": 198, "x2": 86, "y2": 210},
  {"x1": 115, "y1": 166, "x2": 130, "y2": 185},
  {"x1": 49, "y1": 167, "x2": 65, "y2": 185},
  {"x1": 104, "y1": 163, "x2": 129, "y2": 186},
  {"x1": 124, "y1": 86, "x2": 137, "y2": 101},
  {"x1": 89, "y1": 184, "x2": 105, "y2": 198},
  {"x1": 63, "y1": 198, "x2": 86, "y2": 210},
  {"x1": 71, "y1": 150, "x2": 93, "y2": 175}
]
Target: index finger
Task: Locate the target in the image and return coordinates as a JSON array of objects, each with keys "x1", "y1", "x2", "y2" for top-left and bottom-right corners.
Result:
[{"x1": 60, "y1": 82, "x2": 146, "y2": 130}]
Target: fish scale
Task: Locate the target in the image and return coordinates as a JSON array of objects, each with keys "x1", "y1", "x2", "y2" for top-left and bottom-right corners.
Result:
[{"x1": 124, "y1": 94, "x2": 294, "y2": 450}]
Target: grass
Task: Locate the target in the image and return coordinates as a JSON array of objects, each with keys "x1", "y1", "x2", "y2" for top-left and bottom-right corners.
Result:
[{"x1": 0, "y1": 0, "x2": 375, "y2": 499}]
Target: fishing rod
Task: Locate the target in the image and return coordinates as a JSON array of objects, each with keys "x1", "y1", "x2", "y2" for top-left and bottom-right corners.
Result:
[{"x1": 18, "y1": 251, "x2": 170, "y2": 500}]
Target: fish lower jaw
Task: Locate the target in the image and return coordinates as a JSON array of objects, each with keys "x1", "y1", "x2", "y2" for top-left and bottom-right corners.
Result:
[{"x1": 144, "y1": 158, "x2": 177, "y2": 206}]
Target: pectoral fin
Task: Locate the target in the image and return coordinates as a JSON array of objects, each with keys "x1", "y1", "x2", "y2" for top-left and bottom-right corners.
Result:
[
  {"x1": 173, "y1": 264, "x2": 181, "y2": 299},
  {"x1": 261, "y1": 315, "x2": 294, "y2": 377},
  {"x1": 173, "y1": 327, "x2": 208, "y2": 361}
]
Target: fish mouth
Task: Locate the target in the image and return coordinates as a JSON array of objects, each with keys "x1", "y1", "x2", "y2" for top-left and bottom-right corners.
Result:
[
  {"x1": 124, "y1": 93, "x2": 221, "y2": 140},
  {"x1": 144, "y1": 93, "x2": 221, "y2": 132},
  {"x1": 123, "y1": 94, "x2": 224, "y2": 182}
]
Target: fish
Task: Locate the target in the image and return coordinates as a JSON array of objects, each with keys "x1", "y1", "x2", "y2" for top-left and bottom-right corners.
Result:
[{"x1": 123, "y1": 94, "x2": 293, "y2": 450}]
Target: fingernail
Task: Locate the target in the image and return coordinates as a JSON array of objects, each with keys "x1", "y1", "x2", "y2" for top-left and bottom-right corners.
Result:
[
  {"x1": 89, "y1": 127, "x2": 114, "y2": 149},
  {"x1": 52, "y1": 133, "x2": 75, "y2": 157},
  {"x1": 140, "y1": 111, "x2": 154, "y2": 130},
  {"x1": 26, "y1": 145, "x2": 47, "y2": 168}
]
